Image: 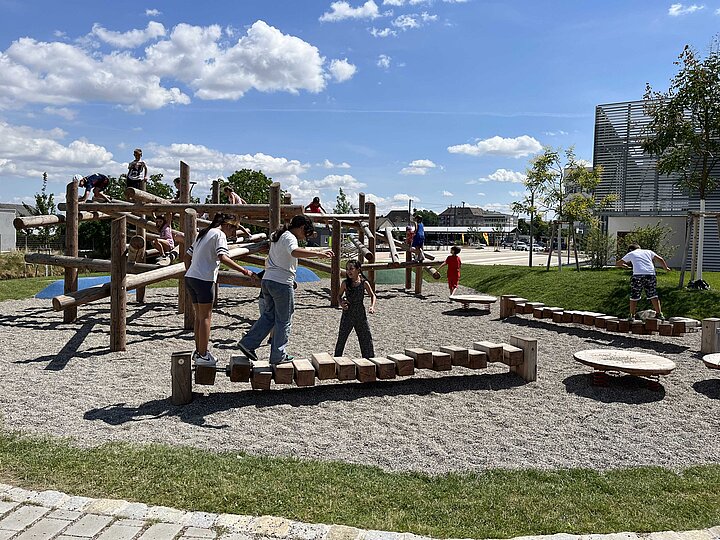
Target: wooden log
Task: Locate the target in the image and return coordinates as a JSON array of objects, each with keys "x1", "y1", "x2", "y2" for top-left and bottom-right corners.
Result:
[
  {"x1": 64, "y1": 180, "x2": 79, "y2": 323},
  {"x1": 334, "y1": 356, "x2": 356, "y2": 381},
  {"x1": 310, "y1": 352, "x2": 337, "y2": 380},
  {"x1": 384, "y1": 227, "x2": 400, "y2": 264},
  {"x1": 500, "y1": 343, "x2": 524, "y2": 366},
  {"x1": 431, "y1": 351, "x2": 452, "y2": 371},
  {"x1": 405, "y1": 348, "x2": 433, "y2": 369},
  {"x1": 659, "y1": 322, "x2": 674, "y2": 336},
  {"x1": 182, "y1": 209, "x2": 197, "y2": 328},
  {"x1": 474, "y1": 341, "x2": 503, "y2": 363},
  {"x1": 387, "y1": 353, "x2": 414, "y2": 376},
  {"x1": 357, "y1": 221, "x2": 374, "y2": 240},
  {"x1": 269, "y1": 182, "x2": 281, "y2": 232},
  {"x1": 352, "y1": 357, "x2": 377, "y2": 382},
  {"x1": 369, "y1": 357, "x2": 397, "y2": 379},
  {"x1": 439, "y1": 346, "x2": 469, "y2": 367},
  {"x1": 414, "y1": 260, "x2": 423, "y2": 295},
  {"x1": 701, "y1": 318, "x2": 720, "y2": 353},
  {"x1": 13, "y1": 211, "x2": 111, "y2": 230},
  {"x1": 273, "y1": 363, "x2": 295, "y2": 385},
  {"x1": 251, "y1": 361, "x2": 273, "y2": 390},
  {"x1": 293, "y1": 358, "x2": 316, "y2": 387},
  {"x1": 78, "y1": 201, "x2": 304, "y2": 219},
  {"x1": 195, "y1": 366, "x2": 216, "y2": 386},
  {"x1": 349, "y1": 235, "x2": 374, "y2": 262},
  {"x1": 229, "y1": 355, "x2": 251, "y2": 382},
  {"x1": 509, "y1": 336, "x2": 538, "y2": 382},
  {"x1": 366, "y1": 203, "x2": 376, "y2": 291},
  {"x1": 331, "y1": 219, "x2": 341, "y2": 308},
  {"x1": 110, "y1": 217, "x2": 127, "y2": 352},
  {"x1": 170, "y1": 351, "x2": 193, "y2": 405},
  {"x1": 360, "y1": 259, "x2": 441, "y2": 270},
  {"x1": 424, "y1": 266, "x2": 441, "y2": 280},
  {"x1": 392, "y1": 237, "x2": 435, "y2": 260},
  {"x1": 468, "y1": 350, "x2": 488, "y2": 369}
]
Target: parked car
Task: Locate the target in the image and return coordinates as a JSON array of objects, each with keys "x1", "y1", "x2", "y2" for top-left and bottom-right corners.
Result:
[
  {"x1": 501, "y1": 239, "x2": 514, "y2": 248},
  {"x1": 531, "y1": 242, "x2": 546, "y2": 252},
  {"x1": 513, "y1": 241, "x2": 529, "y2": 251}
]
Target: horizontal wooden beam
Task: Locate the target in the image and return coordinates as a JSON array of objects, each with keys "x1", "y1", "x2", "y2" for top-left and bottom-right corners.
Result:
[{"x1": 76, "y1": 202, "x2": 304, "y2": 219}]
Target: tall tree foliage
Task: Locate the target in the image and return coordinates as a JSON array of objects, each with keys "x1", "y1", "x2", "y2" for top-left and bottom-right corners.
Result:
[
  {"x1": 413, "y1": 208, "x2": 439, "y2": 226},
  {"x1": 642, "y1": 43, "x2": 720, "y2": 284},
  {"x1": 23, "y1": 173, "x2": 58, "y2": 247},
  {"x1": 226, "y1": 169, "x2": 273, "y2": 203},
  {"x1": 334, "y1": 188, "x2": 353, "y2": 214}
]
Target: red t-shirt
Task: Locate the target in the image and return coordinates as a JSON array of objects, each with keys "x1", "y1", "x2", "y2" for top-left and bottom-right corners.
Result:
[
  {"x1": 445, "y1": 254, "x2": 461, "y2": 278},
  {"x1": 307, "y1": 202, "x2": 322, "y2": 213}
]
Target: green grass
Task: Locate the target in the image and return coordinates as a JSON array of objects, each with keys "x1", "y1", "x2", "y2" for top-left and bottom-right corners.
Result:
[
  {"x1": 1, "y1": 432, "x2": 720, "y2": 538},
  {"x1": 458, "y1": 265, "x2": 720, "y2": 320}
]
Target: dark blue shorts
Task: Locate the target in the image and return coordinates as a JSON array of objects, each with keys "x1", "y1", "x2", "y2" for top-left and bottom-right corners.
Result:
[
  {"x1": 630, "y1": 274, "x2": 657, "y2": 301},
  {"x1": 185, "y1": 277, "x2": 215, "y2": 304}
]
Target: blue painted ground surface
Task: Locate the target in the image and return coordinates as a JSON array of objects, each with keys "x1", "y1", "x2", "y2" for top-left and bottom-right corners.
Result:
[{"x1": 35, "y1": 265, "x2": 320, "y2": 298}]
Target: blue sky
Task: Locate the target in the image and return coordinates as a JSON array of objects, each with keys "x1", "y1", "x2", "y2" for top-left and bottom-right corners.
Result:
[{"x1": 0, "y1": 0, "x2": 717, "y2": 216}]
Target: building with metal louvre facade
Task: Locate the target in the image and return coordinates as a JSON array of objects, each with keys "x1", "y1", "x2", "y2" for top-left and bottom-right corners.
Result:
[{"x1": 593, "y1": 100, "x2": 720, "y2": 270}]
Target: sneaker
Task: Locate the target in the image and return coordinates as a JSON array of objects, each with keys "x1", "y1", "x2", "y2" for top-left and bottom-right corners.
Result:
[
  {"x1": 271, "y1": 355, "x2": 294, "y2": 366},
  {"x1": 237, "y1": 342, "x2": 258, "y2": 362},
  {"x1": 157, "y1": 255, "x2": 170, "y2": 266},
  {"x1": 194, "y1": 351, "x2": 217, "y2": 367},
  {"x1": 658, "y1": 312, "x2": 666, "y2": 321},
  {"x1": 627, "y1": 314, "x2": 637, "y2": 322}
]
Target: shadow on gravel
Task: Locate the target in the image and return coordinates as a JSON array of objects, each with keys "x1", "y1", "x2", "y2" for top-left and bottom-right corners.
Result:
[
  {"x1": 563, "y1": 373, "x2": 666, "y2": 403},
  {"x1": 442, "y1": 308, "x2": 491, "y2": 317},
  {"x1": 693, "y1": 378, "x2": 720, "y2": 400},
  {"x1": 83, "y1": 372, "x2": 526, "y2": 426},
  {"x1": 504, "y1": 316, "x2": 690, "y2": 355}
]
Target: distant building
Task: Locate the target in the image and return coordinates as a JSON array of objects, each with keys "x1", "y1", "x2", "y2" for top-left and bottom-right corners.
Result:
[
  {"x1": 438, "y1": 206, "x2": 517, "y2": 229},
  {"x1": 0, "y1": 204, "x2": 32, "y2": 252},
  {"x1": 593, "y1": 100, "x2": 720, "y2": 269}
]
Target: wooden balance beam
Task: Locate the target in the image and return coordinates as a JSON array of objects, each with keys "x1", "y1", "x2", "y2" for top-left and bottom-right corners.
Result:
[{"x1": 171, "y1": 336, "x2": 538, "y2": 404}]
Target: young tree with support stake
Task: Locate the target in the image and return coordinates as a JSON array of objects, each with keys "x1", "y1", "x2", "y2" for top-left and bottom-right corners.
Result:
[{"x1": 642, "y1": 43, "x2": 720, "y2": 289}]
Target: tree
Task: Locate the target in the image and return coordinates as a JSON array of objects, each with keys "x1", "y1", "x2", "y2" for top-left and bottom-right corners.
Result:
[
  {"x1": 334, "y1": 188, "x2": 353, "y2": 214},
  {"x1": 226, "y1": 169, "x2": 273, "y2": 203},
  {"x1": 22, "y1": 172, "x2": 58, "y2": 248},
  {"x1": 642, "y1": 43, "x2": 720, "y2": 284},
  {"x1": 413, "y1": 209, "x2": 438, "y2": 226}
]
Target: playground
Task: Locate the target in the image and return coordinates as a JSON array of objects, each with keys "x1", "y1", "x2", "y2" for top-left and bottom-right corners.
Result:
[{"x1": 0, "y1": 277, "x2": 717, "y2": 476}]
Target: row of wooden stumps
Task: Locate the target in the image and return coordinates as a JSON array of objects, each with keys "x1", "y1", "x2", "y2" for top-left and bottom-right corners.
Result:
[
  {"x1": 499, "y1": 295, "x2": 688, "y2": 337},
  {"x1": 170, "y1": 336, "x2": 538, "y2": 405}
]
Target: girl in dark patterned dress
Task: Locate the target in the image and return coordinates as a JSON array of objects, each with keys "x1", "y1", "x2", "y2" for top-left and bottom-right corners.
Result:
[{"x1": 334, "y1": 259, "x2": 377, "y2": 358}]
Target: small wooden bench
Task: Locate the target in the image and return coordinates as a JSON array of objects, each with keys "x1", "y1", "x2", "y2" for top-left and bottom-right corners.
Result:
[
  {"x1": 702, "y1": 353, "x2": 720, "y2": 371},
  {"x1": 449, "y1": 294, "x2": 497, "y2": 312},
  {"x1": 574, "y1": 349, "x2": 676, "y2": 391}
]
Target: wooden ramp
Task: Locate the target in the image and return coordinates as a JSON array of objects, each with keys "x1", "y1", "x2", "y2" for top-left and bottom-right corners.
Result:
[{"x1": 171, "y1": 336, "x2": 538, "y2": 404}]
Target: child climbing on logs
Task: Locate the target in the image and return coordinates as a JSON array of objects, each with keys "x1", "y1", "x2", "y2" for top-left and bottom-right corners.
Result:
[
  {"x1": 334, "y1": 259, "x2": 377, "y2": 359},
  {"x1": 412, "y1": 214, "x2": 425, "y2": 262},
  {"x1": 438, "y1": 245, "x2": 462, "y2": 296},
  {"x1": 76, "y1": 173, "x2": 111, "y2": 203},
  {"x1": 184, "y1": 213, "x2": 259, "y2": 367},
  {"x1": 152, "y1": 214, "x2": 175, "y2": 266}
]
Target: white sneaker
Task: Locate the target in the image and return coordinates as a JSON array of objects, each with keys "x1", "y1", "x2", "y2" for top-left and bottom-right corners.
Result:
[{"x1": 194, "y1": 351, "x2": 217, "y2": 367}]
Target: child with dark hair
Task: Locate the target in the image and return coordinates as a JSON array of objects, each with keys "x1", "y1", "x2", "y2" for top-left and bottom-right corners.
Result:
[
  {"x1": 615, "y1": 243, "x2": 671, "y2": 321},
  {"x1": 184, "y1": 213, "x2": 258, "y2": 367},
  {"x1": 305, "y1": 196, "x2": 326, "y2": 214},
  {"x1": 238, "y1": 215, "x2": 333, "y2": 365},
  {"x1": 334, "y1": 259, "x2": 376, "y2": 359},
  {"x1": 126, "y1": 148, "x2": 147, "y2": 190},
  {"x1": 438, "y1": 245, "x2": 462, "y2": 296},
  {"x1": 412, "y1": 214, "x2": 425, "y2": 261},
  {"x1": 152, "y1": 214, "x2": 175, "y2": 265},
  {"x1": 76, "y1": 173, "x2": 110, "y2": 202}
]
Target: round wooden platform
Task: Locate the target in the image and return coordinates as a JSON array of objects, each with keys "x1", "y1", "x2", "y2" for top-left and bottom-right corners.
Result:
[
  {"x1": 703, "y1": 353, "x2": 720, "y2": 370},
  {"x1": 574, "y1": 349, "x2": 676, "y2": 376},
  {"x1": 449, "y1": 294, "x2": 497, "y2": 310}
]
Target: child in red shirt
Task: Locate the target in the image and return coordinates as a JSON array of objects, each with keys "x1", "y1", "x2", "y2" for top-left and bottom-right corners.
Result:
[{"x1": 438, "y1": 245, "x2": 461, "y2": 295}]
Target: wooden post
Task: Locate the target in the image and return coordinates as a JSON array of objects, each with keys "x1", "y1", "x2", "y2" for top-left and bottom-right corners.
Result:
[
  {"x1": 385, "y1": 227, "x2": 399, "y2": 264},
  {"x1": 509, "y1": 335, "x2": 538, "y2": 382},
  {"x1": 134, "y1": 178, "x2": 147, "y2": 304},
  {"x1": 211, "y1": 179, "x2": 220, "y2": 307},
  {"x1": 331, "y1": 219, "x2": 341, "y2": 308},
  {"x1": 178, "y1": 161, "x2": 190, "y2": 314},
  {"x1": 183, "y1": 209, "x2": 197, "y2": 331},
  {"x1": 171, "y1": 351, "x2": 193, "y2": 405},
  {"x1": 64, "y1": 180, "x2": 79, "y2": 323},
  {"x1": 358, "y1": 193, "x2": 365, "y2": 243},
  {"x1": 366, "y1": 201, "x2": 376, "y2": 291},
  {"x1": 679, "y1": 214, "x2": 691, "y2": 288},
  {"x1": 269, "y1": 182, "x2": 281, "y2": 232},
  {"x1": 405, "y1": 245, "x2": 412, "y2": 290},
  {"x1": 690, "y1": 214, "x2": 698, "y2": 283},
  {"x1": 545, "y1": 221, "x2": 555, "y2": 271},
  {"x1": 414, "y1": 260, "x2": 423, "y2": 294},
  {"x1": 110, "y1": 217, "x2": 127, "y2": 351},
  {"x1": 701, "y1": 318, "x2": 720, "y2": 354},
  {"x1": 499, "y1": 294, "x2": 516, "y2": 319}
]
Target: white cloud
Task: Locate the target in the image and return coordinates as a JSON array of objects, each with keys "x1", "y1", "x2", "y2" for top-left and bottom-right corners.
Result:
[
  {"x1": 508, "y1": 190, "x2": 525, "y2": 197},
  {"x1": 43, "y1": 106, "x2": 77, "y2": 120},
  {"x1": 370, "y1": 27, "x2": 397, "y2": 37},
  {"x1": 420, "y1": 12, "x2": 437, "y2": 21},
  {"x1": 320, "y1": 0, "x2": 380, "y2": 21},
  {"x1": 383, "y1": 0, "x2": 405, "y2": 4},
  {"x1": 377, "y1": 54, "x2": 391, "y2": 69},
  {"x1": 447, "y1": 135, "x2": 542, "y2": 158},
  {"x1": 400, "y1": 158, "x2": 437, "y2": 175},
  {"x1": 329, "y1": 58, "x2": 357, "y2": 82},
  {"x1": 91, "y1": 21, "x2": 166, "y2": 48},
  {"x1": 476, "y1": 192, "x2": 485, "y2": 197},
  {"x1": 487, "y1": 169, "x2": 526, "y2": 183},
  {"x1": 543, "y1": 130, "x2": 568, "y2": 136},
  {"x1": 393, "y1": 14, "x2": 420, "y2": 28},
  {"x1": 716, "y1": 7, "x2": 720, "y2": 13},
  {"x1": 668, "y1": 3, "x2": 704, "y2": 15},
  {"x1": 319, "y1": 159, "x2": 351, "y2": 169},
  {"x1": 400, "y1": 166, "x2": 428, "y2": 175},
  {"x1": 145, "y1": 9, "x2": 161, "y2": 16},
  {"x1": 0, "y1": 20, "x2": 347, "y2": 112},
  {"x1": 442, "y1": 190, "x2": 453, "y2": 197},
  {"x1": 409, "y1": 159, "x2": 436, "y2": 168}
]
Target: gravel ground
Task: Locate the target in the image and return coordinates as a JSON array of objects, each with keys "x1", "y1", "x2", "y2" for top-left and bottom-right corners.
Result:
[{"x1": 1, "y1": 279, "x2": 719, "y2": 475}]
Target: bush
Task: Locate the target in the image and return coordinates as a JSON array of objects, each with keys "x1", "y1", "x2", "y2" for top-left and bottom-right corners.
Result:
[
  {"x1": 617, "y1": 222, "x2": 676, "y2": 260},
  {"x1": 584, "y1": 224, "x2": 616, "y2": 269}
]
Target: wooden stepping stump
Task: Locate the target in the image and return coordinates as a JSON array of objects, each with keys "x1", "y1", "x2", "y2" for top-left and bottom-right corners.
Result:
[
  {"x1": 551, "y1": 311, "x2": 565, "y2": 323},
  {"x1": 582, "y1": 312, "x2": 601, "y2": 326},
  {"x1": 439, "y1": 345, "x2": 469, "y2": 367},
  {"x1": 509, "y1": 297, "x2": 527, "y2": 309},
  {"x1": 532, "y1": 307, "x2": 544, "y2": 318},
  {"x1": 229, "y1": 355, "x2": 251, "y2": 383},
  {"x1": 701, "y1": 318, "x2": 720, "y2": 353},
  {"x1": 658, "y1": 322, "x2": 674, "y2": 336},
  {"x1": 595, "y1": 315, "x2": 616, "y2": 329},
  {"x1": 560, "y1": 311, "x2": 573, "y2": 323},
  {"x1": 273, "y1": 362, "x2": 295, "y2": 385},
  {"x1": 369, "y1": 357, "x2": 397, "y2": 379},
  {"x1": 631, "y1": 321, "x2": 647, "y2": 335},
  {"x1": 405, "y1": 348, "x2": 433, "y2": 369},
  {"x1": 310, "y1": 352, "x2": 337, "y2": 380},
  {"x1": 387, "y1": 353, "x2": 415, "y2": 377},
  {"x1": 606, "y1": 319, "x2": 620, "y2": 332},
  {"x1": 334, "y1": 356, "x2": 356, "y2": 381},
  {"x1": 572, "y1": 311, "x2": 586, "y2": 324},
  {"x1": 645, "y1": 318, "x2": 660, "y2": 332},
  {"x1": 500, "y1": 343, "x2": 524, "y2": 366},
  {"x1": 352, "y1": 358, "x2": 377, "y2": 382},
  {"x1": 702, "y1": 353, "x2": 720, "y2": 370},
  {"x1": 293, "y1": 359, "x2": 316, "y2": 387},
  {"x1": 431, "y1": 351, "x2": 452, "y2": 371},
  {"x1": 672, "y1": 321, "x2": 685, "y2": 336},
  {"x1": 617, "y1": 319, "x2": 631, "y2": 332},
  {"x1": 171, "y1": 351, "x2": 193, "y2": 406},
  {"x1": 525, "y1": 302, "x2": 544, "y2": 314},
  {"x1": 509, "y1": 336, "x2": 538, "y2": 382},
  {"x1": 542, "y1": 307, "x2": 563, "y2": 319},
  {"x1": 515, "y1": 303, "x2": 527, "y2": 314},
  {"x1": 195, "y1": 365, "x2": 216, "y2": 386},
  {"x1": 474, "y1": 341, "x2": 503, "y2": 363},
  {"x1": 574, "y1": 349, "x2": 676, "y2": 391},
  {"x1": 468, "y1": 349, "x2": 488, "y2": 369},
  {"x1": 251, "y1": 361, "x2": 273, "y2": 390}
]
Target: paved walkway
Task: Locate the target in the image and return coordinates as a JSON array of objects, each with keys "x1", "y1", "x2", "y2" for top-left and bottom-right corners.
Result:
[{"x1": 1, "y1": 483, "x2": 718, "y2": 540}]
